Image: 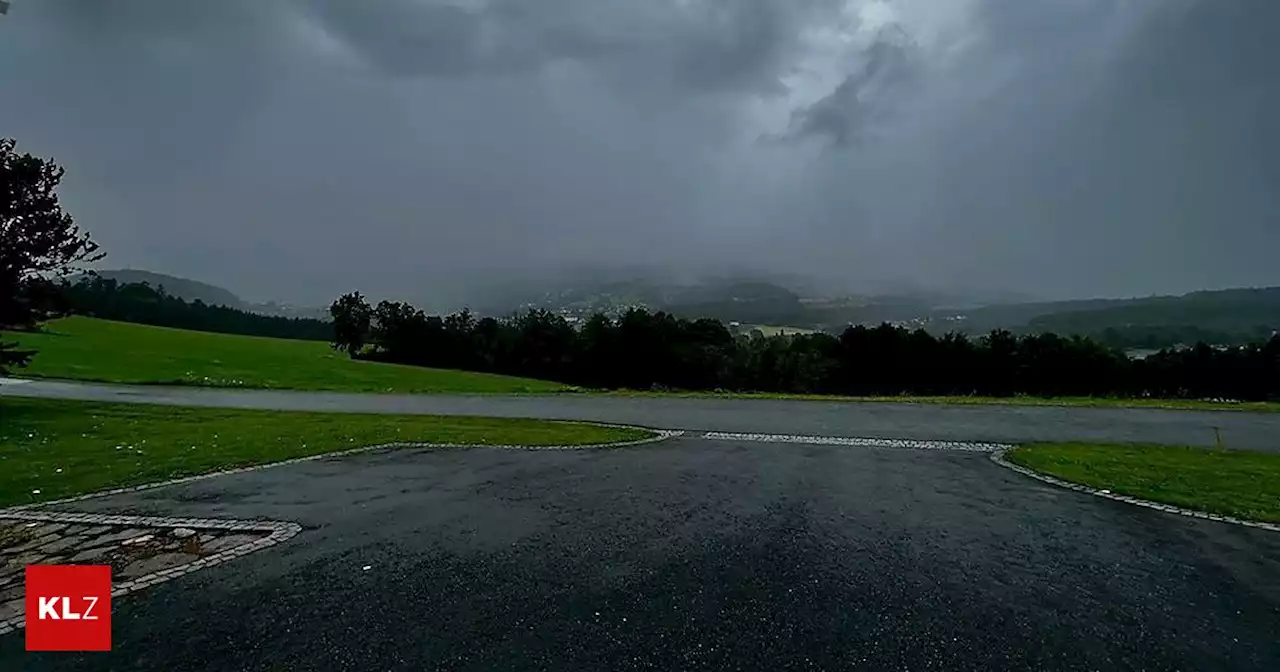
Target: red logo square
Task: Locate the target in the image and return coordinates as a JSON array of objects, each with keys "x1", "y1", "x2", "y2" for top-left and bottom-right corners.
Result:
[{"x1": 25, "y1": 565, "x2": 112, "y2": 652}]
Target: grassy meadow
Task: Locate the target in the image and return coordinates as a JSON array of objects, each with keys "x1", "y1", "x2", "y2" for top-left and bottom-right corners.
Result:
[
  {"x1": 2, "y1": 316, "x2": 570, "y2": 394},
  {"x1": 0, "y1": 397, "x2": 651, "y2": 507},
  {"x1": 1008, "y1": 442, "x2": 1280, "y2": 523}
]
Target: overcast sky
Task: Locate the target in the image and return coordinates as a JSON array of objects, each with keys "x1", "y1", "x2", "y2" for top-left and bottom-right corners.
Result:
[{"x1": 2, "y1": 0, "x2": 1276, "y2": 307}]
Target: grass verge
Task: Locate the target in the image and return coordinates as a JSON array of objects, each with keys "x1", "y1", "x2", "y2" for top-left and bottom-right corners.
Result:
[
  {"x1": 2, "y1": 316, "x2": 570, "y2": 394},
  {"x1": 603, "y1": 390, "x2": 1280, "y2": 413},
  {"x1": 1007, "y1": 442, "x2": 1280, "y2": 523},
  {"x1": 0, "y1": 397, "x2": 653, "y2": 508}
]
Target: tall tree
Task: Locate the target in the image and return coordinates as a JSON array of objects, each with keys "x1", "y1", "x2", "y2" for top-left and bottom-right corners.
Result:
[
  {"x1": 1, "y1": 138, "x2": 102, "y2": 372},
  {"x1": 329, "y1": 291, "x2": 373, "y2": 356}
]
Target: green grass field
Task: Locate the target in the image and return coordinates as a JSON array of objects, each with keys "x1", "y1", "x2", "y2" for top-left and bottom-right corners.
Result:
[
  {"x1": 1007, "y1": 443, "x2": 1280, "y2": 523},
  {"x1": 2, "y1": 316, "x2": 570, "y2": 394},
  {"x1": 0, "y1": 397, "x2": 653, "y2": 507}
]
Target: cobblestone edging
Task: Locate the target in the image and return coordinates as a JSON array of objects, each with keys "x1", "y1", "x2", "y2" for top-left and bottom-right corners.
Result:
[
  {"x1": 989, "y1": 449, "x2": 1280, "y2": 534},
  {"x1": 702, "y1": 432, "x2": 1011, "y2": 452},
  {"x1": 2, "y1": 428, "x2": 685, "y2": 514},
  {"x1": 0, "y1": 512, "x2": 302, "y2": 635}
]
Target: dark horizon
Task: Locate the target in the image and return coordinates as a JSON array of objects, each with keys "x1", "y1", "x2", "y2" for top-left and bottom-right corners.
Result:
[{"x1": 81, "y1": 263, "x2": 1280, "y2": 318}]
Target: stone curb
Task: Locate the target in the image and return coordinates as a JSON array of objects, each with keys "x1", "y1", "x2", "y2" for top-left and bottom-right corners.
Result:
[
  {"x1": 2, "y1": 428, "x2": 684, "y2": 513},
  {"x1": 702, "y1": 432, "x2": 1011, "y2": 452},
  {"x1": 0, "y1": 511, "x2": 302, "y2": 635},
  {"x1": 989, "y1": 448, "x2": 1280, "y2": 533}
]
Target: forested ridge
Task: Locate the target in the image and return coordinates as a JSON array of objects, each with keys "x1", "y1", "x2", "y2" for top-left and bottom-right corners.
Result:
[
  {"x1": 330, "y1": 292, "x2": 1280, "y2": 401},
  {"x1": 57, "y1": 275, "x2": 331, "y2": 341}
]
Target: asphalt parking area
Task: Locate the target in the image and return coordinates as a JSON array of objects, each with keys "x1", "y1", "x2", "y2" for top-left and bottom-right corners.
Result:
[{"x1": 4, "y1": 436, "x2": 1279, "y2": 671}]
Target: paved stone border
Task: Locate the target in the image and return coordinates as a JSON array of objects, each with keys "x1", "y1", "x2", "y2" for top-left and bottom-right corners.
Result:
[
  {"x1": 702, "y1": 432, "x2": 1011, "y2": 452},
  {"x1": 0, "y1": 511, "x2": 302, "y2": 635},
  {"x1": 2, "y1": 428, "x2": 684, "y2": 513},
  {"x1": 989, "y1": 448, "x2": 1280, "y2": 533}
]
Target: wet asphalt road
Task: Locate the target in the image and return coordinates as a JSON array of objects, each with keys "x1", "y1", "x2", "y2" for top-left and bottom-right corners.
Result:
[
  {"x1": 3, "y1": 378, "x2": 1279, "y2": 451},
  {"x1": 4, "y1": 437, "x2": 1278, "y2": 671}
]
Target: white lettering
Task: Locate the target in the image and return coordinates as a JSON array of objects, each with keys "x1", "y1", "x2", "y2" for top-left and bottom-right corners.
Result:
[
  {"x1": 60, "y1": 597, "x2": 80, "y2": 620},
  {"x1": 81, "y1": 596, "x2": 99, "y2": 621},
  {"x1": 38, "y1": 596, "x2": 60, "y2": 620},
  {"x1": 35, "y1": 596, "x2": 99, "y2": 620}
]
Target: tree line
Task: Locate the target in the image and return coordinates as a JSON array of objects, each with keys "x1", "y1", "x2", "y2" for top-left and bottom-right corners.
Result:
[
  {"x1": 61, "y1": 275, "x2": 332, "y2": 341},
  {"x1": 331, "y1": 292, "x2": 1280, "y2": 401}
]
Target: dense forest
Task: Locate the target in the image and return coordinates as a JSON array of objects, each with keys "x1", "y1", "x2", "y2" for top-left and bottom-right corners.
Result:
[
  {"x1": 60, "y1": 276, "x2": 331, "y2": 341},
  {"x1": 330, "y1": 292, "x2": 1280, "y2": 401}
]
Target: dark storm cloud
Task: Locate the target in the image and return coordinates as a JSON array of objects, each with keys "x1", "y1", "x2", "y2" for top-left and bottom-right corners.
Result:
[
  {"x1": 0, "y1": 0, "x2": 1277, "y2": 307},
  {"x1": 301, "y1": 0, "x2": 828, "y2": 93},
  {"x1": 785, "y1": 26, "x2": 916, "y2": 146}
]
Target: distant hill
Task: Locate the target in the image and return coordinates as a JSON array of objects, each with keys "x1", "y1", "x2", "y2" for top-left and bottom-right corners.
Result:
[
  {"x1": 77, "y1": 269, "x2": 329, "y2": 321},
  {"x1": 949, "y1": 287, "x2": 1280, "y2": 331},
  {"x1": 664, "y1": 280, "x2": 809, "y2": 325},
  {"x1": 486, "y1": 275, "x2": 815, "y2": 325},
  {"x1": 463, "y1": 270, "x2": 1280, "y2": 347},
  {"x1": 1021, "y1": 288, "x2": 1280, "y2": 340},
  {"x1": 923, "y1": 287, "x2": 1280, "y2": 349},
  {"x1": 81, "y1": 270, "x2": 244, "y2": 308},
  {"x1": 481, "y1": 273, "x2": 1034, "y2": 331}
]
